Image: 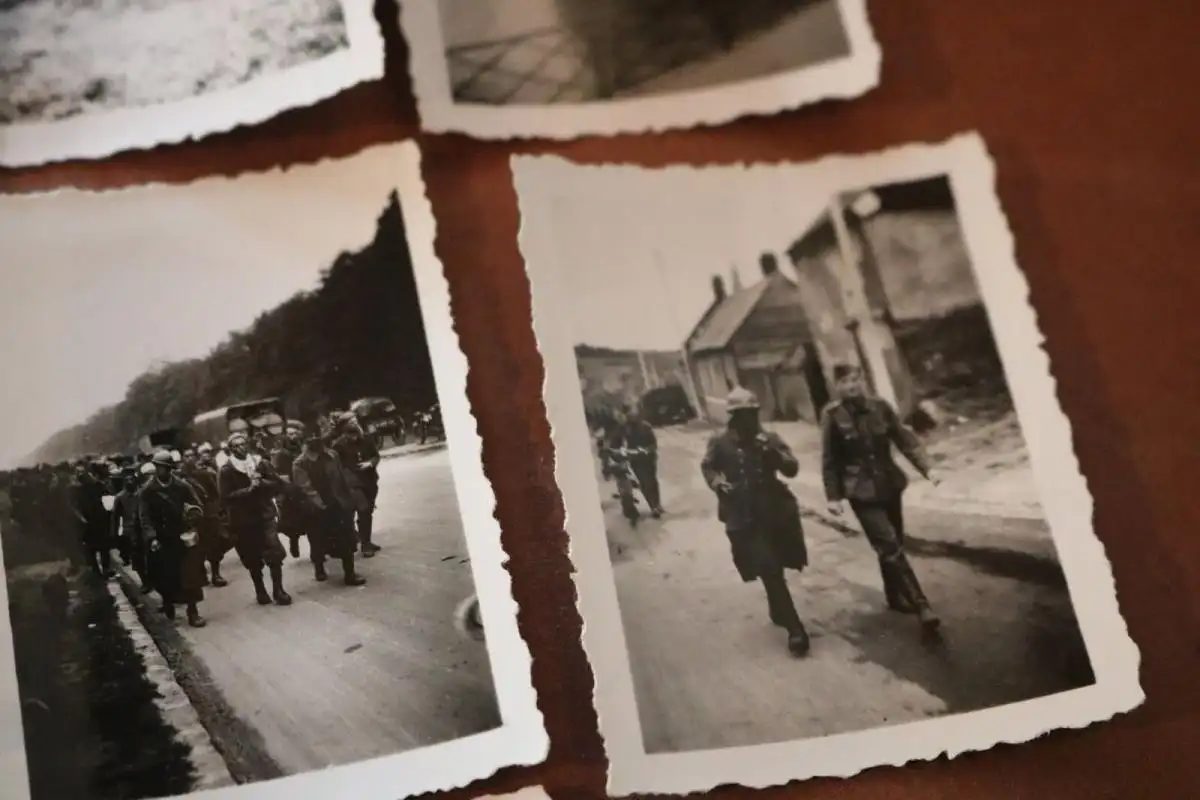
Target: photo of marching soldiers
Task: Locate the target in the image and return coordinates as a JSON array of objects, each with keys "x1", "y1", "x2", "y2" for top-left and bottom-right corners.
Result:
[
  {"x1": 538, "y1": 163, "x2": 1098, "y2": 754},
  {"x1": 0, "y1": 156, "x2": 499, "y2": 799}
]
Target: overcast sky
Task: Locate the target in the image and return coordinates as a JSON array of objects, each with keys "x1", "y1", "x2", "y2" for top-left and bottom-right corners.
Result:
[
  {"x1": 0, "y1": 146, "x2": 402, "y2": 468},
  {"x1": 530, "y1": 163, "x2": 833, "y2": 352}
]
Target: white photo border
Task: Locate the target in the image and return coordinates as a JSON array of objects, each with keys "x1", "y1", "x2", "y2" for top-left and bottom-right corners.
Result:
[
  {"x1": 512, "y1": 132, "x2": 1143, "y2": 795},
  {"x1": 0, "y1": 140, "x2": 548, "y2": 800},
  {"x1": 0, "y1": 0, "x2": 385, "y2": 168},
  {"x1": 400, "y1": 0, "x2": 880, "y2": 140}
]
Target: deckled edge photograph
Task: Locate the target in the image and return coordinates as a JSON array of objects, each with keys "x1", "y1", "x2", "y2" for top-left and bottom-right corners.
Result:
[
  {"x1": 0, "y1": 0, "x2": 384, "y2": 168},
  {"x1": 513, "y1": 133, "x2": 1143, "y2": 795},
  {"x1": 0, "y1": 140, "x2": 548, "y2": 800},
  {"x1": 399, "y1": 0, "x2": 880, "y2": 140}
]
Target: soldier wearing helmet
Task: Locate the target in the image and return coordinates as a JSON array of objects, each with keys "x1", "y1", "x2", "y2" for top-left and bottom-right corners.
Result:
[
  {"x1": 218, "y1": 432, "x2": 293, "y2": 608},
  {"x1": 330, "y1": 410, "x2": 382, "y2": 558},
  {"x1": 820, "y1": 363, "x2": 941, "y2": 635},
  {"x1": 292, "y1": 414, "x2": 367, "y2": 587},
  {"x1": 700, "y1": 386, "x2": 811, "y2": 657}
]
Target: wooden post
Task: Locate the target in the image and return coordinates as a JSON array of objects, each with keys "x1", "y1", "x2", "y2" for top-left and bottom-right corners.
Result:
[{"x1": 827, "y1": 197, "x2": 914, "y2": 416}]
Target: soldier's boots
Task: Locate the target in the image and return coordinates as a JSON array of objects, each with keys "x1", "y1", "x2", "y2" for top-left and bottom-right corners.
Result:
[
  {"x1": 251, "y1": 572, "x2": 272, "y2": 605},
  {"x1": 342, "y1": 556, "x2": 366, "y2": 587},
  {"x1": 289, "y1": 536, "x2": 301, "y2": 559},
  {"x1": 187, "y1": 603, "x2": 207, "y2": 628},
  {"x1": 786, "y1": 624, "x2": 810, "y2": 657},
  {"x1": 269, "y1": 565, "x2": 292, "y2": 606},
  {"x1": 314, "y1": 560, "x2": 329, "y2": 582},
  {"x1": 162, "y1": 602, "x2": 176, "y2": 621},
  {"x1": 360, "y1": 517, "x2": 380, "y2": 558},
  {"x1": 209, "y1": 564, "x2": 228, "y2": 588},
  {"x1": 917, "y1": 606, "x2": 941, "y2": 635}
]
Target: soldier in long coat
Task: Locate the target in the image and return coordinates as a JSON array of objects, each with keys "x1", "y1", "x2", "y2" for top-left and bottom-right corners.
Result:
[
  {"x1": 72, "y1": 461, "x2": 114, "y2": 579},
  {"x1": 701, "y1": 386, "x2": 811, "y2": 657},
  {"x1": 186, "y1": 444, "x2": 230, "y2": 587},
  {"x1": 608, "y1": 405, "x2": 664, "y2": 518},
  {"x1": 331, "y1": 413, "x2": 382, "y2": 558},
  {"x1": 820, "y1": 363, "x2": 941, "y2": 634},
  {"x1": 219, "y1": 432, "x2": 293, "y2": 607},
  {"x1": 294, "y1": 419, "x2": 367, "y2": 586},
  {"x1": 272, "y1": 422, "x2": 309, "y2": 559},
  {"x1": 140, "y1": 451, "x2": 207, "y2": 627}
]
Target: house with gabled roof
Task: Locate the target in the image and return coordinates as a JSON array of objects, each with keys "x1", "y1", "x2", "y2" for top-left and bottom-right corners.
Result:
[{"x1": 684, "y1": 253, "x2": 830, "y2": 425}]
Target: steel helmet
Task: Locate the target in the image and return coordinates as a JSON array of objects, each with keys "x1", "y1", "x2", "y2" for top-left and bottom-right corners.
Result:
[
  {"x1": 151, "y1": 450, "x2": 173, "y2": 466},
  {"x1": 726, "y1": 386, "x2": 760, "y2": 412}
]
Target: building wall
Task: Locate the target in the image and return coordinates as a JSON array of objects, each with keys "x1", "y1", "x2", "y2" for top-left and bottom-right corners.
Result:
[
  {"x1": 575, "y1": 349, "x2": 688, "y2": 414},
  {"x1": 553, "y1": 0, "x2": 818, "y2": 97},
  {"x1": 862, "y1": 209, "x2": 980, "y2": 322}
]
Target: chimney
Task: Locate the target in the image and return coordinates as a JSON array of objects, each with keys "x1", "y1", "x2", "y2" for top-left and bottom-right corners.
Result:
[
  {"x1": 711, "y1": 275, "x2": 726, "y2": 302},
  {"x1": 759, "y1": 252, "x2": 779, "y2": 277},
  {"x1": 729, "y1": 267, "x2": 744, "y2": 293}
]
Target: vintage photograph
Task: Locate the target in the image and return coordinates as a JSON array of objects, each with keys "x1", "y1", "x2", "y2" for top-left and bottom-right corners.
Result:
[
  {"x1": 514, "y1": 134, "x2": 1142, "y2": 794},
  {"x1": 0, "y1": 0, "x2": 383, "y2": 167},
  {"x1": 0, "y1": 142, "x2": 546, "y2": 800},
  {"x1": 400, "y1": 0, "x2": 879, "y2": 139}
]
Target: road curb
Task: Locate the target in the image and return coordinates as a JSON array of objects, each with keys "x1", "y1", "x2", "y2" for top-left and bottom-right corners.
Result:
[
  {"x1": 380, "y1": 441, "x2": 447, "y2": 460},
  {"x1": 109, "y1": 569, "x2": 237, "y2": 792}
]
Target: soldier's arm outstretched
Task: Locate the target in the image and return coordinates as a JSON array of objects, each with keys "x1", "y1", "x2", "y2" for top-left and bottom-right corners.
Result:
[{"x1": 882, "y1": 401, "x2": 931, "y2": 478}]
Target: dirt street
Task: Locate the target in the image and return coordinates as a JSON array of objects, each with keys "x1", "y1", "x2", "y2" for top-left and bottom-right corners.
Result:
[{"x1": 600, "y1": 429, "x2": 1093, "y2": 754}]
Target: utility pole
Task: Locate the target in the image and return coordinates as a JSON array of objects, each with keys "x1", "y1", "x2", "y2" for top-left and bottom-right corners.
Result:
[
  {"x1": 652, "y1": 247, "x2": 703, "y2": 418},
  {"x1": 827, "y1": 194, "x2": 915, "y2": 416}
]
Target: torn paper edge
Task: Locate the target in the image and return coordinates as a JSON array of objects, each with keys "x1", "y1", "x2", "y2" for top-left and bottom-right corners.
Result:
[
  {"x1": 511, "y1": 132, "x2": 1143, "y2": 796},
  {"x1": 0, "y1": 140, "x2": 548, "y2": 800},
  {"x1": 0, "y1": 0, "x2": 384, "y2": 168},
  {"x1": 400, "y1": 0, "x2": 880, "y2": 141}
]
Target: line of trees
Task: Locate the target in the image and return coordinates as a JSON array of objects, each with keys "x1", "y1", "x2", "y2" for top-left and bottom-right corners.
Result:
[{"x1": 26, "y1": 192, "x2": 436, "y2": 465}]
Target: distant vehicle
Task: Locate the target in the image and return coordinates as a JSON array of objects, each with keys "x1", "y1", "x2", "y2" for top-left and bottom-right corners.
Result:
[
  {"x1": 640, "y1": 384, "x2": 696, "y2": 427},
  {"x1": 139, "y1": 427, "x2": 185, "y2": 454},
  {"x1": 349, "y1": 397, "x2": 406, "y2": 449},
  {"x1": 190, "y1": 398, "x2": 287, "y2": 448}
]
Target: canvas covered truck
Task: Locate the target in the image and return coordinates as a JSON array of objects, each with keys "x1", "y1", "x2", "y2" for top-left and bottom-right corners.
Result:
[
  {"x1": 189, "y1": 398, "x2": 287, "y2": 449},
  {"x1": 349, "y1": 396, "x2": 406, "y2": 449}
]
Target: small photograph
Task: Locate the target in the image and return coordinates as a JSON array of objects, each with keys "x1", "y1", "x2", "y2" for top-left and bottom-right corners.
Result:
[
  {"x1": 513, "y1": 134, "x2": 1142, "y2": 795},
  {"x1": 400, "y1": 0, "x2": 879, "y2": 139},
  {"x1": 0, "y1": 0, "x2": 384, "y2": 166},
  {"x1": 0, "y1": 142, "x2": 546, "y2": 800}
]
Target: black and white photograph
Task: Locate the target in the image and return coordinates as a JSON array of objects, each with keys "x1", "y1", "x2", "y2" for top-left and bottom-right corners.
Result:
[
  {"x1": 399, "y1": 0, "x2": 878, "y2": 139},
  {"x1": 513, "y1": 134, "x2": 1142, "y2": 794},
  {"x1": 0, "y1": 142, "x2": 547, "y2": 800},
  {"x1": 0, "y1": 0, "x2": 383, "y2": 167}
]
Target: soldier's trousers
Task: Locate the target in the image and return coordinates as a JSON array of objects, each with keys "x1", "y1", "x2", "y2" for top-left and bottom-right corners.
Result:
[
  {"x1": 311, "y1": 508, "x2": 358, "y2": 563},
  {"x1": 850, "y1": 498, "x2": 930, "y2": 609},
  {"x1": 761, "y1": 569, "x2": 802, "y2": 631},
  {"x1": 355, "y1": 482, "x2": 379, "y2": 547},
  {"x1": 630, "y1": 454, "x2": 662, "y2": 511}
]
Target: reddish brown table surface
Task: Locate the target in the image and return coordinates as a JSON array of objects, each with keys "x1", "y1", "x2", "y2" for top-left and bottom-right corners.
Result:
[{"x1": 4, "y1": 2, "x2": 1198, "y2": 798}]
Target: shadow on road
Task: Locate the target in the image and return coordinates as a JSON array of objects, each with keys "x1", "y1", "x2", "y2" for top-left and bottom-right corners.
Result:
[{"x1": 837, "y1": 577, "x2": 1096, "y2": 719}]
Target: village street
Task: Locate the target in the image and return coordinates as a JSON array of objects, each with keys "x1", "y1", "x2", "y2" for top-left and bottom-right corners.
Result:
[
  {"x1": 118, "y1": 445, "x2": 500, "y2": 783},
  {"x1": 601, "y1": 424, "x2": 1094, "y2": 754}
]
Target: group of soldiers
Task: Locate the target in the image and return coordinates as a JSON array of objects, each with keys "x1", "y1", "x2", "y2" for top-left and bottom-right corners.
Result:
[
  {"x1": 597, "y1": 362, "x2": 943, "y2": 658},
  {"x1": 5, "y1": 411, "x2": 384, "y2": 629}
]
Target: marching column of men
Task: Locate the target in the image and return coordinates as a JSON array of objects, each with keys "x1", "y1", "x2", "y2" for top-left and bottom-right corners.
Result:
[{"x1": 2, "y1": 411, "x2": 382, "y2": 630}]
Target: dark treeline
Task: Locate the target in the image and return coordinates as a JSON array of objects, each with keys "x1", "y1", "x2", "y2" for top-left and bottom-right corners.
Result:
[{"x1": 26, "y1": 192, "x2": 435, "y2": 465}]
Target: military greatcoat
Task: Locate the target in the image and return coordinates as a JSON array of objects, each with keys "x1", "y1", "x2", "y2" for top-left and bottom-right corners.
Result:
[{"x1": 700, "y1": 429, "x2": 807, "y2": 582}]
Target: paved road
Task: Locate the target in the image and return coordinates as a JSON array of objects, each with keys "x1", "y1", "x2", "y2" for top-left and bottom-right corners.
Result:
[
  {"x1": 167, "y1": 447, "x2": 500, "y2": 776},
  {"x1": 601, "y1": 435, "x2": 1094, "y2": 754}
]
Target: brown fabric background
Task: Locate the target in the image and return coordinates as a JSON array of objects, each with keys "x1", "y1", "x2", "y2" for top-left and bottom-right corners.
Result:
[{"x1": 2, "y1": 1, "x2": 1196, "y2": 797}]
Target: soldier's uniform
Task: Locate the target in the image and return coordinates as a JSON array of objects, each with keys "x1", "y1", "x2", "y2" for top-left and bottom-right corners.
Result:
[
  {"x1": 332, "y1": 417, "x2": 382, "y2": 557},
  {"x1": 820, "y1": 392, "x2": 937, "y2": 622},
  {"x1": 611, "y1": 412, "x2": 663, "y2": 516},
  {"x1": 701, "y1": 387, "x2": 810, "y2": 655}
]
